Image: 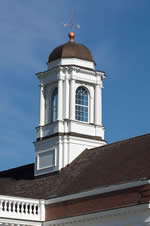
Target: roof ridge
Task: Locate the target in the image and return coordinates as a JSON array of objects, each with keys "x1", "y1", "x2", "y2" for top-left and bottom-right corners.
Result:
[{"x1": 87, "y1": 133, "x2": 150, "y2": 152}]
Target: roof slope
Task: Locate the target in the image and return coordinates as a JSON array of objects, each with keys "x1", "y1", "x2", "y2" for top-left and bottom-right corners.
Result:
[{"x1": 0, "y1": 133, "x2": 150, "y2": 199}]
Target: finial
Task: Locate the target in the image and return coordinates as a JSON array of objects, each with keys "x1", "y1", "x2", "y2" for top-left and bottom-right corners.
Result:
[
  {"x1": 64, "y1": 9, "x2": 80, "y2": 41},
  {"x1": 68, "y1": 31, "x2": 75, "y2": 42}
]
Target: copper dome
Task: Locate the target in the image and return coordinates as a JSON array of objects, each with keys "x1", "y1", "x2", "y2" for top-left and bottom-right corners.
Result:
[{"x1": 48, "y1": 40, "x2": 94, "y2": 63}]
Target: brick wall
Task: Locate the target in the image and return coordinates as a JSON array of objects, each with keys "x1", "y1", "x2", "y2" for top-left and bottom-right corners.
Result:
[{"x1": 46, "y1": 184, "x2": 150, "y2": 220}]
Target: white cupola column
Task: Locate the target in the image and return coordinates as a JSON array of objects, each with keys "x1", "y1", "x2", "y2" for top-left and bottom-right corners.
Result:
[
  {"x1": 58, "y1": 78, "x2": 63, "y2": 120},
  {"x1": 70, "y1": 78, "x2": 75, "y2": 120},
  {"x1": 64, "y1": 73, "x2": 70, "y2": 119},
  {"x1": 95, "y1": 84, "x2": 102, "y2": 125},
  {"x1": 90, "y1": 95, "x2": 94, "y2": 124},
  {"x1": 40, "y1": 84, "x2": 45, "y2": 126},
  {"x1": 99, "y1": 83, "x2": 102, "y2": 125}
]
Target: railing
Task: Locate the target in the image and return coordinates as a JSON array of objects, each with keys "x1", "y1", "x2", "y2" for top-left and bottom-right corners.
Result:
[{"x1": 0, "y1": 195, "x2": 45, "y2": 221}]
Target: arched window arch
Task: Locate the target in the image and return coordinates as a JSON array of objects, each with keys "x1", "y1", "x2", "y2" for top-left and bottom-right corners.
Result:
[
  {"x1": 52, "y1": 88, "x2": 58, "y2": 122},
  {"x1": 75, "y1": 87, "x2": 88, "y2": 122}
]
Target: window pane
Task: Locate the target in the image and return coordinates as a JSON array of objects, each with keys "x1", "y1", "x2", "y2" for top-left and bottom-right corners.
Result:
[
  {"x1": 75, "y1": 87, "x2": 88, "y2": 122},
  {"x1": 52, "y1": 88, "x2": 58, "y2": 121}
]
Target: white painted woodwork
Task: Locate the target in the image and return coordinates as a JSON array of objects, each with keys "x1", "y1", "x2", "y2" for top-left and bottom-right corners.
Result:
[
  {"x1": 58, "y1": 79, "x2": 63, "y2": 121},
  {"x1": 40, "y1": 85, "x2": 45, "y2": 126},
  {"x1": 35, "y1": 58, "x2": 106, "y2": 176},
  {"x1": 36, "y1": 120, "x2": 104, "y2": 141},
  {"x1": 64, "y1": 75, "x2": 70, "y2": 119},
  {"x1": 34, "y1": 131, "x2": 105, "y2": 176},
  {"x1": 47, "y1": 58, "x2": 95, "y2": 70},
  {"x1": 70, "y1": 78, "x2": 75, "y2": 120},
  {"x1": 95, "y1": 84, "x2": 102, "y2": 125},
  {"x1": 0, "y1": 195, "x2": 45, "y2": 222}
]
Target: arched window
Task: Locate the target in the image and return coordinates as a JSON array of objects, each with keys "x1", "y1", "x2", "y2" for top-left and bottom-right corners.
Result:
[
  {"x1": 52, "y1": 88, "x2": 58, "y2": 122},
  {"x1": 75, "y1": 87, "x2": 88, "y2": 122}
]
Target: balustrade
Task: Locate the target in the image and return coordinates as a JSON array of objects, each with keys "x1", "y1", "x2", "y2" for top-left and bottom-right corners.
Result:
[{"x1": 0, "y1": 196, "x2": 45, "y2": 221}]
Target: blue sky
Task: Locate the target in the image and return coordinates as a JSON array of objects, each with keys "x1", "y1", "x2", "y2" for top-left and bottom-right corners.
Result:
[{"x1": 0, "y1": 0, "x2": 150, "y2": 170}]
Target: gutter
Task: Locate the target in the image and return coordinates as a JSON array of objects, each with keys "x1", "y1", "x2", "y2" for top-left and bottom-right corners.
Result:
[{"x1": 45, "y1": 178, "x2": 149, "y2": 205}]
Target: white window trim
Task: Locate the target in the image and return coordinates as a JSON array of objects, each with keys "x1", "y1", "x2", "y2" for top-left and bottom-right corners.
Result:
[
  {"x1": 52, "y1": 87, "x2": 58, "y2": 122},
  {"x1": 37, "y1": 148, "x2": 56, "y2": 170},
  {"x1": 75, "y1": 86, "x2": 90, "y2": 123}
]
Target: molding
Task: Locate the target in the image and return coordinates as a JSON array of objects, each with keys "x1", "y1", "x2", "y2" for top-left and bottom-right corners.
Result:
[
  {"x1": 47, "y1": 57, "x2": 96, "y2": 69},
  {"x1": 45, "y1": 179, "x2": 149, "y2": 204},
  {"x1": 36, "y1": 64, "x2": 106, "y2": 80},
  {"x1": 36, "y1": 132, "x2": 105, "y2": 142},
  {"x1": 37, "y1": 148, "x2": 56, "y2": 170},
  {"x1": 44, "y1": 203, "x2": 150, "y2": 226},
  {"x1": 0, "y1": 195, "x2": 43, "y2": 203},
  {"x1": 0, "y1": 218, "x2": 42, "y2": 226}
]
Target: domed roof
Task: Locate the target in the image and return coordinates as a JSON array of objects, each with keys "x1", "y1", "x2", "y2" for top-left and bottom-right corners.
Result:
[{"x1": 48, "y1": 32, "x2": 94, "y2": 63}]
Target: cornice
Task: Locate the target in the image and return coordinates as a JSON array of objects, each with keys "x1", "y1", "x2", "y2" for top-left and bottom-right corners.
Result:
[
  {"x1": 45, "y1": 179, "x2": 149, "y2": 205},
  {"x1": 36, "y1": 64, "x2": 105, "y2": 80},
  {"x1": 0, "y1": 218, "x2": 42, "y2": 226},
  {"x1": 45, "y1": 203, "x2": 150, "y2": 226}
]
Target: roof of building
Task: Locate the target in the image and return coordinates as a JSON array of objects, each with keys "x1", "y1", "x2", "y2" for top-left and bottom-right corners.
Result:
[
  {"x1": 0, "y1": 133, "x2": 150, "y2": 200},
  {"x1": 48, "y1": 32, "x2": 94, "y2": 63}
]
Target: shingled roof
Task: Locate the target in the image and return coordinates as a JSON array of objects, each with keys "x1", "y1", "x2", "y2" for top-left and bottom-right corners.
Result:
[{"x1": 0, "y1": 133, "x2": 150, "y2": 200}]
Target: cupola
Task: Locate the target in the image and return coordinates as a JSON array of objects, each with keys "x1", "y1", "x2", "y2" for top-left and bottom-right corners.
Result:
[{"x1": 34, "y1": 32, "x2": 106, "y2": 176}]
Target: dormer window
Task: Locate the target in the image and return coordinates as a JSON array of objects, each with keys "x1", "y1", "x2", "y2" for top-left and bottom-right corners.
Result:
[
  {"x1": 75, "y1": 87, "x2": 88, "y2": 122},
  {"x1": 52, "y1": 88, "x2": 58, "y2": 122}
]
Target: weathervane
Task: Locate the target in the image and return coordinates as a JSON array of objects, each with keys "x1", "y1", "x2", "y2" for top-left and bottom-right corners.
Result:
[{"x1": 64, "y1": 9, "x2": 80, "y2": 41}]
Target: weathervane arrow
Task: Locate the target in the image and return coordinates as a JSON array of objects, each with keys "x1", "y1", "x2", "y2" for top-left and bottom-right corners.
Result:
[{"x1": 64, "y1": 9, "x2": 80, "y2": 31}]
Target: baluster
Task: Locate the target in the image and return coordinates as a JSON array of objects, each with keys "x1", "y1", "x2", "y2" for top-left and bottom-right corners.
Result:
[
  {"x1": 8, "y1": 201, "x2": 11, "y2": 212},
  {"x1": 12, "y1": 202, "x2": 15, "y2": 212},
  {"x1": 22, "y1": 202, "x2": 24, "y2": 214},
  {"x1": 34, "y1": 204, "x2": 37, "y2": 215},
  {"x1": 17, "y1": 202, "x2": 20, "y2": 213}
]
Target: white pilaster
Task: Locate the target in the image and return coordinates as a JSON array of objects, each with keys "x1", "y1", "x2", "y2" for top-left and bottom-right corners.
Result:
[
  {"x1": 99, "y1": 83, "x2": 102, "y2": 125},
  {"x1": 70, "y1": 78, "x2": 75, "y2": 120},
  {"x1": 90, "y1": 95, "x2": 94, "y2": 124},
  {"x1": 95, "y1": 84, "x2": 102, "y2": 125},
  {"x1": 40, "y1": 84, "x2": 45, "y2": 126},
  {"x1": 45, "y1": 86, "x2": 50, "y2": 124},
  {"x1": 64, "y1": 75, "x2": 70, "y2": 119},
  {"x1": 58, "y1": 79, "x2": 63, "y2": 120},
  {"x1": 58, "y1": 137, "x2": 63, "y2": 170},
  {"x1": 63, "y1": 135, "x2": 68, "y2": 166}
]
